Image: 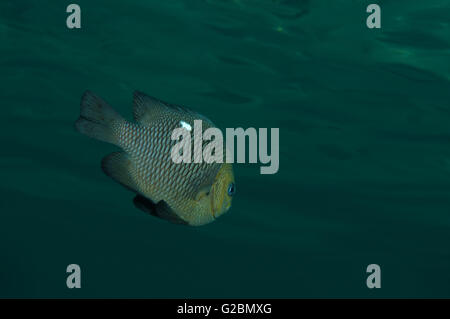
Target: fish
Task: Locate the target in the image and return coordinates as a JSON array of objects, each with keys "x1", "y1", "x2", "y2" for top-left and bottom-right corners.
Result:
[{"x1": 75, "y1": 90, "x2": 235, "y2": 226}]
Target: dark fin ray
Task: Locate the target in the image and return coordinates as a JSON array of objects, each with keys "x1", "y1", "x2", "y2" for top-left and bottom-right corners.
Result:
[
  {"x1": 133, "y1": 195, "x2": 187, "y2": 225},
  {"x1": 101, "y1": 152, "x2": 138, "y2": 192},
  {"x1": 133, "y1": 194, "x2": 157, "y2": 215},
  {"x1": 75, "y1": 90, "x2": 124, "y2": 145}
]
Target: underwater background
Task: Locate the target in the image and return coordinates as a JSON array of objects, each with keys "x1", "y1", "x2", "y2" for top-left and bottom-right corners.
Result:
[{"x1": 1, "y1": 0, "x2": 450, "y2": 298}]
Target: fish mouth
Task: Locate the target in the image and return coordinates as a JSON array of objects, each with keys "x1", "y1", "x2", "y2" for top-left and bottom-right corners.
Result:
[{"x1": 210, "y1": 188, "x2": 216, "y2": 219}]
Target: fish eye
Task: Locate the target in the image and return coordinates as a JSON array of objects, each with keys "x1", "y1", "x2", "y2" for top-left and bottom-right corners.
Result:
[{"x1": 227, "y1": 183, "x2": 235, "y2": 196}]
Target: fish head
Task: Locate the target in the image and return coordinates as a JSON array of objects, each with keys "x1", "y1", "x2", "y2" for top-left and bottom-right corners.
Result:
[{"x1": 210, "y1": 163, "x2": 235, "y2": 219}]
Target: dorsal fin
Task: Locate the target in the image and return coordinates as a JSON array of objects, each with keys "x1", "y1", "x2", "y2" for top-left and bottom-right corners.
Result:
[
  {"x1": 132, "y1": 91, "x2": 215, "y2": 127},
  {"x1": 133, "y1": 91, "x2": 189, "y2": 124}
]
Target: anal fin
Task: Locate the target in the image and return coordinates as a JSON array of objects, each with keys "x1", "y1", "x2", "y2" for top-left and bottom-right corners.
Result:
[{"x1": 101, "y1": 152, "x2": 138, "y2": 192}]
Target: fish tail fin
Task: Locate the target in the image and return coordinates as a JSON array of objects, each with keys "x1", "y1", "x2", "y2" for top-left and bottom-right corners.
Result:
[{"x1": 75, "y1": 90, "x2": 124, "y2": 145}]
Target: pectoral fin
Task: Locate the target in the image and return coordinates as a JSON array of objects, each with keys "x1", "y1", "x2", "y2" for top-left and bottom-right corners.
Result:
[{"x1": 194, "y1": 185, "x2": 212, "y2": 202}]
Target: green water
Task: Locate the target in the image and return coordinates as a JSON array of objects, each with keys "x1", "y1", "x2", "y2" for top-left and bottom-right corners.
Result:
[{"x1": 1, "y1": 0, "x2": 450, "y2": 298}]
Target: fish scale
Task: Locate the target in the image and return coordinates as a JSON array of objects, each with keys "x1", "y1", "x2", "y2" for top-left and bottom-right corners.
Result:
[{"x1": 120, "y1": 122, "x2": 192, "y2": 204}]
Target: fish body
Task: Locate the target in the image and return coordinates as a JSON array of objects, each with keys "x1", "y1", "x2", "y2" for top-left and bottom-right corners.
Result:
[{"x1": 75, "y1": 91, "x2": 235, "y2": 226}]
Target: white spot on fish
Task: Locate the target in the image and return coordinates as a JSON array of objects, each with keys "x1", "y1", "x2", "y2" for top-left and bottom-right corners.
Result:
[{"x1": 180, "y1": 120, "x2": 192, "y2": 131}]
